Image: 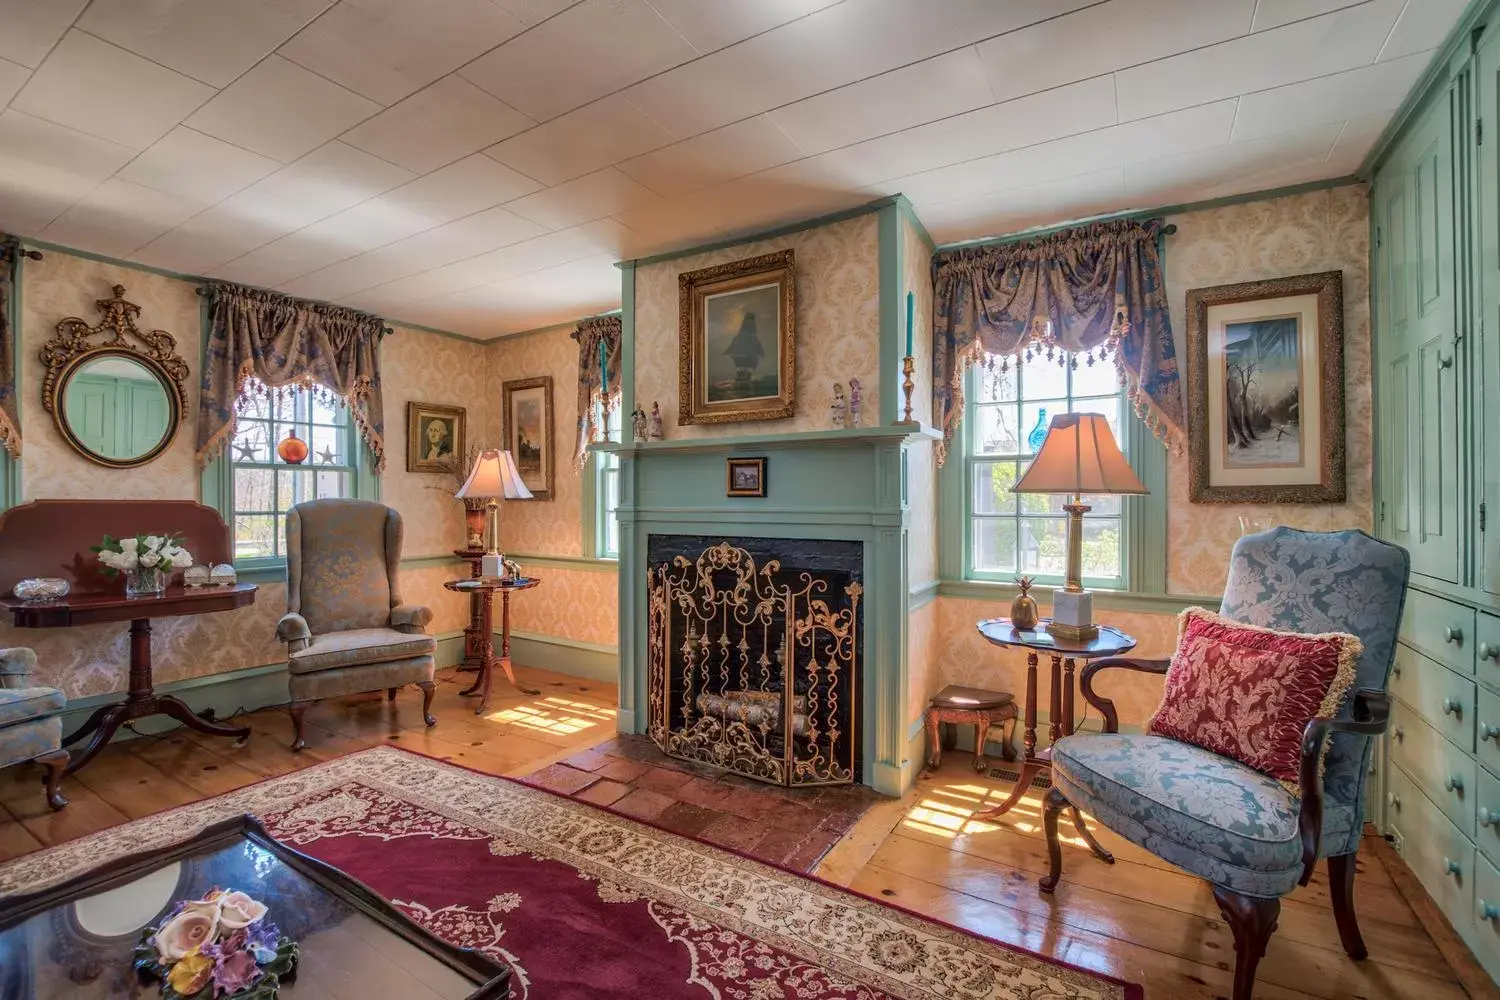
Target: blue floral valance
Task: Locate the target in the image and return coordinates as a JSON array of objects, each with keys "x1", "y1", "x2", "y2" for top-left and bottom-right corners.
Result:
[
  {"x1": 0, "y1": 238, "x2": 19, "y2": 459},
  {"x1": 571, "y1": 314, "x2": 622, "y2": 470},
  {"x1": 197, "y1": 283, "x2": 388, "y2": 473},
  {"x1": 931, "y1": 217, "x2": 1183, "y2": 462}
]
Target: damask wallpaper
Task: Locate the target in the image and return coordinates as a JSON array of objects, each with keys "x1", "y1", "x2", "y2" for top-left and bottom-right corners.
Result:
[
  {"x1": 633, "y1": 212, "x2": 881, "y2": 438},
  {"x1": 1161, "y1": 185, "x2": 1373, "y2": 596},
  {"x1": 506, "y1": 565, "x2": 618, "y2": 647},
  {"x1": 907, "y1": 598, "x2": 938, "y2": 729}
]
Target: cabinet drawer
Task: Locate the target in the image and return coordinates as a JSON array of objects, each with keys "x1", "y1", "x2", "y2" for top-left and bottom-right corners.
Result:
[
  {"x1": 1401, "y1": 591, "x2": 1476, "y2": 674},
  {"x1": 1472, "y1": 853, "x2": 1500, "y2": 982},
  {"x1": 1391, "y1": 644, "x2": 1476, "y2": 750},
  {"x1": 1479, "y1": 689, "x2": 1500, "y2": 775},
  {"x1": 1390, "y1": 698, "x2": 1476, "y2": 834},
  {"x1": 1477, "y1": 768, "x2": 1500, "y2": 863},
  {"x1": 1387, "y1": 763, "x2": 1474, "y2": 937},
  {"x1": 1477, "y1": 611, "x2": 1500, "y2": 684}
]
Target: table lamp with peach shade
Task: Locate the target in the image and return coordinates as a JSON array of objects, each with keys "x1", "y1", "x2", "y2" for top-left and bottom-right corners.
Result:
[
  {"x1": 1012, "y1": 412, "x2": 1147, "y2": 641},
  {"x1": 455, "y1": 449, "x2": 532, "y2": 578}
]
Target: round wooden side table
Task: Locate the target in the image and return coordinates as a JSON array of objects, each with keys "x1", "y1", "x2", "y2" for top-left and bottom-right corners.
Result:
[{"x1": 444, "y1": 576, "x2": 540, "y2": 714}]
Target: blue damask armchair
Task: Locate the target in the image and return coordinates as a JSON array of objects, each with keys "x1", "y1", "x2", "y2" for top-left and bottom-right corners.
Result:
[
  {"x1": 1039, "y1": 527, "x2": 1409, "y2": 1000},
  {"x1": 0, "y1": 647, "x2": 68, "y2": 810}
]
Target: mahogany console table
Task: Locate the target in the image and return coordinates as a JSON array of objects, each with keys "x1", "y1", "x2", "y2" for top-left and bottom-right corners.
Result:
[
  {"x1": 443, "y1": 576, "x2": 540, "y2": 713},
  {"x1": 3, "y1": 584, "x2": 258, "y2": 774}
]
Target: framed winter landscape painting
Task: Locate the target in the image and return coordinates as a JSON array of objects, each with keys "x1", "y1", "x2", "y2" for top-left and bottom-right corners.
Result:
[{"x1": 1185, "y1": 271, "x2": 1345, "y2": 504}]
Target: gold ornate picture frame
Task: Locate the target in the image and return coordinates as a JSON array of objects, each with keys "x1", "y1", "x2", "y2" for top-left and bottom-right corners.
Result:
[
  {"x1": 678, "y1": 249, "x2": 796, "y2": 425},
  {"x1": 503, "y1": 376, "x2": 554, "y2": 501},
  {"x1": 406, "y1": 401, "x2": 466, "y2": 475},
  {"x1": 1185, "y1": 270, "x2": 1345, "y2": 504},
  {"x1": 726, "y1": 457, "x2": 767, "y2": 498}
]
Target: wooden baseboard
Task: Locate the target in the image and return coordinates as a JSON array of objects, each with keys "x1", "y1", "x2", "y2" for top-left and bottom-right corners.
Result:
[{"x1": 1368, "y1": 829, "x2": 1500, "y2": 999}]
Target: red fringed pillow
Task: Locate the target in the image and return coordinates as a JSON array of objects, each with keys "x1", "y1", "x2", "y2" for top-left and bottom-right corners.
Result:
[{"x1": 1148, "y1": 607, "x2": 1362, "y2": 785}]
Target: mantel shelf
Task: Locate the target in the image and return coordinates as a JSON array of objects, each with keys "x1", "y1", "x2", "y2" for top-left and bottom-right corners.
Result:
[{"x1": 589, "y1": 423, "x2": 941, "y2": 456}]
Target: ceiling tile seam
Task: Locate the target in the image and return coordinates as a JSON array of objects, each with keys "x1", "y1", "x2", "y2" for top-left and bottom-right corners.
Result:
[
  {"x1": 638, "y1": 0, "x2": 705, "y2": 57},
  {"x1": 69, "y1": 27, "x2": 227, "y2": 112},
  {"x1": 11, "y1": 7, "x2": 89, "y2": 72},
  {"x1": 1371, "y1": 0, "x2": 1411, "y2": 64}
]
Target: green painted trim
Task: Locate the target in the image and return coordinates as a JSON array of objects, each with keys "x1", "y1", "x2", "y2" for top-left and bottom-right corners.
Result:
[
  {"x1": 937, "y1": 578, "x2": 1214, "y2": 616},
  {"x1": 501, "y1": 627, "x2": 618, "y2": 683},
  {"x1": 507, "y1": 551, "x2": 618, "y2": 572},
  {"x1": 908, "y1": 579, "x2": 940, "y2": 611},
  {"x1": 593, "y1": 424, "x2": 938, "y2": 457},
  {"x1": 388, "y1": 320, "x2": 487, "y2": 344},
  {"x1": 1359, "y1": 0, "x2": 1490, "y2": 178},
  {"x1": 878, "y1": 199, "x2": 904, "y2": 425},
  {"x1": 934, "y1": 176, "x2": 1359, "y2": 253},
  {"x1": 0, "y1": 246, "x2": 21, "y2": 511},
  {"x1": 898, "y1": 194, "x2": 936, "y2": 252},
  {"x1": 1125, "y1": 388, "x2": 1168, "y2": 596},
  {"x1": 400, "y1": 553, "x2": 466, "y2": 569},
  {"x1": 619, "y1": 196, "x2": 900, "y2": 269}
]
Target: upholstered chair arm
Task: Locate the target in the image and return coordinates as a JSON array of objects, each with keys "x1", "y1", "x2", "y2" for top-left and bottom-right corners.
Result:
[
  {"x1": 1296, "y1": 689, "x2": 1390, "y2": 885},
  {"x1": 0, "y1": 647, "x2": 37, "y2": 689},
  {"x1": 1078, "y1": 656, "x2": 1171, "y2": 733},
  {"x1": 390, "y1": 604, "x2": 433, "y2": 634},
  {"x1": 277, "y1": 612, "x2": 312, "y2": 652}
]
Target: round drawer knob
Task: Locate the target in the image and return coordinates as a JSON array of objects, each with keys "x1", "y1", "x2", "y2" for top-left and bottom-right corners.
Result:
[
  {"x1": 1483, "y1": 724, "x2": 1500, "y2": 743},
  {"x1": 1446, "y1": 626, "x2": 1464, "y2": 644},
  {"x1": 1388, "y1": 792, "x2": 1403, "y2": 810},
  {"x1": 1395, "y1": 726, "x2": 1405, "y2": 741},
  {"x1": 1483, "y1": 900, "x2": 1500, "y2": 921},
  {"x1": 1443, "y1": 698, "x2": 1463, "y2": 716},
  {"x1": 1447, "y1": 775, "x2": 1466, "y2": 793},
  {"x1": 1445, "y1": 857, "x2": 1463, "y2": 877},
  {"x1": 1481, "y1": 808, "x2": 1498, "y2": 828},
  {"x1": 1481, "y1": 642, "x2": 1499, "y2": 662}
]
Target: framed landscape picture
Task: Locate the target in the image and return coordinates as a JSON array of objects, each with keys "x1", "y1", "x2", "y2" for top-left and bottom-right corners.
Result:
[
  {"x1": 406, "y1": 401, "x2": 465, "y2": 474},
  {"x1": 726, "y1": 457, "x2": 767, "y2": 497},
  {"x1": 503, "y1": 376, "x2": 553, "y2": 501},
  {"x1": 678, "y1": 249, "x2": 796, "y2": 424},
  {"x1": 1185, "y1": 270, "x2": 1345, "y2": 503}
]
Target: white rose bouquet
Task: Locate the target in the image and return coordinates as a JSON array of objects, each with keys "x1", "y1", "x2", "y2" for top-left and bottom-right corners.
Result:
[{"x1": 91, "y1": 533, "x2": 195, "y2": 574}]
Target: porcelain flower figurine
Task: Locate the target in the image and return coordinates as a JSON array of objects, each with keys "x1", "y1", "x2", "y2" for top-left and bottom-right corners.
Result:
[
  {"x1": 92, "y1": 532, "x2": 194, "y2": 597},
  {"x1": 631, "y1": 407, "x2": 648, "y2": 443},
  {"x1": 848, "y1": 378, "x2": 863, "y2": 428},
  {"x1": 649, "y1": 402, "x2": 664, "y2": 440},
  {"x1": 830, "y1": 383, "x2": 848, "y2": 428},
  {"x1": 137, "y1": 887, "x2": 297, "y2": 1000}
]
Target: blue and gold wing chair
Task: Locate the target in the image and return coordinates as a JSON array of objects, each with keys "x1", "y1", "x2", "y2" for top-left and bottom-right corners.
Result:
[
  {"x1": 0, "y1": 647, "x2": 68, "y2": 809},
  {"x1": 277, "y1": 499, "x2": 437, "y2": 751},
  {"x1": 1038, "y1": 527, "x2": 1409, "y2": 1000}
]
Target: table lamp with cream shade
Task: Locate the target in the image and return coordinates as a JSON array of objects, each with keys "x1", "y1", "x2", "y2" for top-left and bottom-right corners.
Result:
[
  {"x1": 455, "y1": 449, "x2": 532, "y2": 578},
  {"x1": 1013, "y1": 412, "x2": 1147, "y2": 641}
]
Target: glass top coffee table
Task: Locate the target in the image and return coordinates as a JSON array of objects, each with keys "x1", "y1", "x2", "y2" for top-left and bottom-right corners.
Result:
[{"x1": 0, "y1": 816, "x2": 510, "y2": 999}]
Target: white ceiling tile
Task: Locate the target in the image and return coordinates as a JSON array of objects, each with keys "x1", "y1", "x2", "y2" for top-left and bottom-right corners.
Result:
[
  {"x1": 185, "y1": 55, "x2": 379, "y2": 163},
  {"x1": 1379, "y1": 0, "x2": 1467, "y2": 62},
  {"x1": 644, "y1": 0, "x2": 839, "y2": 52},
  {"x1": 296, "y1": 200, "x2": 441, "y2": 255},
  {"x1": 0, "y1": 56, "x2": 30, "y2": 106},
  {"x1": 612, "y1": 185, "x2": 734, "y2": 244},
  {"x1": 493, "y1": 0, "x2": 579, "y2": 25},
  {"x1": 917, "y1": 167, "x2": 1128, "y2": 245},
  {"x1": 372, "y1": 205, "x2": 550, "y2": 267},
  {"x1": 506, "y1": 167, "x2": 662, "y2": 229},
  {"x1": 79, "y1": 0, "x2": 331, "y2": 88},
  {"x1": 1328, "y1": 110, "x2": 1394, "y2": 169},
  {"x1": 1115, "y1": 2, "x2": 1404, "y2": 121},
  {"x1": 118, "y1": 127, "x2": 281, "y2": 203},
  {"x1": 0, "y1": 0, "x2": 88, "y2": 68},
  {"x1": 249, "y1": 141, "x2": 416, "y2": 222},
  {"x1": 617, "y1": 114, "x2": 804, "y2": 197},
  {"x1": 769, "y1": 47, "x2": 996, "y2": 156},
  {"x1": 215, "y1": 227, "x2": 357, "y2": 288},
  {"x1": 1231, "y1": 51, "x2": 1430, "y2": 143},
  {"x1": 1249, "y1": 0, "x2": 1361, "y2": 32},
  {"x1": 38, "y1": 178, "x2": 206, "y2": 258},
  {"x1": 0, "y1": 108, "x2": 138, "y2": 196},
  {"x1": 380, "y1": 153, "x2": 541, "y2": 223},
  {"x1": 12, "y1": 30, "x2": 215, "y2": 150},
  {"x1": 277, "y1": 0, "x2": 528, "y2": 106},
  {"x1": 442, "y1": 253, "x2": 620, "y2": 329},
  {"x1": 484, "y1": 95, "x2": 674, "y2": 185},
  {"x1": 342, "y1": 75, "x2": 533, "y2": 173},
  {"x1": 1122, "y1": 123, "x2": 1342, "y2": 201},
  {"x1": 132, "y1": 199, "x2": 299, "y2": 273},
  {"x1": 0, "y1": 184, "x2": 77, "y2": 235},
  {"x1": 460, "y1": 0, "x2": 697, "y2": 122},
  {"x1": 624, "y1": 0, "x2": 1094, "y2": 138},
  {"x1": 976, "y1": 0, "x2": 1254, "y2": 104}
]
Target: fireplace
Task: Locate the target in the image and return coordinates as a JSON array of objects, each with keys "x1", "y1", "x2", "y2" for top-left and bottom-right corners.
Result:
[{"x1": 645, "y1": 535, "x2": 863, "y2": 787}]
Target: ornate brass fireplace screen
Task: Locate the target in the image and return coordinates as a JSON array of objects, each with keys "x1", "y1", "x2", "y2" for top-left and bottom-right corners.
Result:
[{"x1": 647, "y1": 541, "x2": 861, "y2": 786}]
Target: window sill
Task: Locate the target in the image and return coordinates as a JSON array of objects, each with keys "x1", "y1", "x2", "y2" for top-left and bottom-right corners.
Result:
[
  {"x1": 231, "y1": 561, "x2": 289, "y2": 584},
  {"x1": 936, "y1": 578, "x2": 1217, "y2": 617}
]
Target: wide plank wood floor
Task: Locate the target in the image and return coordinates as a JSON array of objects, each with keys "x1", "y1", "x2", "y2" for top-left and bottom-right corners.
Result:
[{"x1": 0, "y1": 668, "x2": 1485, "y2": 999}]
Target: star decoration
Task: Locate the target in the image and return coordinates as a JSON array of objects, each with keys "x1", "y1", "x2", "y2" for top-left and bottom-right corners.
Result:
[
  {"x1": 233, "y1": 439, "x2": 258, "y2": 462},
  {"x1": 317, "y1": 446, "x2": 337, "y2": 465}
]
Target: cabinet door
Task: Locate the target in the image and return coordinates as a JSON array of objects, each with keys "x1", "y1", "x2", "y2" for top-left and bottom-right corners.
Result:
[{"x1": 1481, "y1": 25, "x2": 1500, "y2": 596}]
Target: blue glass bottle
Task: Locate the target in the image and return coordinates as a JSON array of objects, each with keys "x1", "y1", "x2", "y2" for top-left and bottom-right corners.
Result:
[{"x1": 1026, "y1": 408, "x2": 1049, "y2": 451}]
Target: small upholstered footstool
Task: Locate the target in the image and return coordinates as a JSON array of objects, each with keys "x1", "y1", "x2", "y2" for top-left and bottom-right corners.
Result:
[{"x1": 924, "y1": 684, "x2": 1018, "y2": 773}]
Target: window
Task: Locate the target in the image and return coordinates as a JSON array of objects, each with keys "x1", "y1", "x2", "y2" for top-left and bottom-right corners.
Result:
[
  {"x1": 229, "y1": 381, "x2": 358, "y2": 562},
  {"x1": 595, "y1": 403, "x2": 622, "y2": 558},
  {"x1": 965, "y1": 352, "x2": 1129, "y2": 588}
]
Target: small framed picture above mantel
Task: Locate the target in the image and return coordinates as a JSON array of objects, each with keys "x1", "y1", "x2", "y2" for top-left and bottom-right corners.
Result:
[
  {"x1": 1185, "y1": 270, "x2": 1345, "y2": 504},
  {"x1": 726, "y1": 457, "x2": 767, "y2": 498}
]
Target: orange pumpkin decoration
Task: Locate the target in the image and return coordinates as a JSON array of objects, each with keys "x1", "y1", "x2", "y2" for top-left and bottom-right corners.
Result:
[{"x1": 277, "y1": 429, "x2": 309, "y2": 464}]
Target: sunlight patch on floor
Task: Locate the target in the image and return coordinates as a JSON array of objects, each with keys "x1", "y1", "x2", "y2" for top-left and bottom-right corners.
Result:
[
  {"x1": 901, "y1": 777, "x2": 1092, "y2": 845},
  {"x1": 486, "y1": 697, "x2": 617, "y2": 734}
]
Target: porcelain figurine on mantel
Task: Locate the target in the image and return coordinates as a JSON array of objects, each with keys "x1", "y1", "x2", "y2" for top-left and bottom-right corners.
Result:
[
  {"x1": 631, "y1": 407, "x2": 648, "y2": 443},
  {"x1": 830, "y1": 383, "x2": 847, "y2": 429},
  {"x1": 847, "y1": 378, "x2": 863, "y2": 428},
  {"x1": 648, "y1": 403, "x2": 664, "y2": 440}
]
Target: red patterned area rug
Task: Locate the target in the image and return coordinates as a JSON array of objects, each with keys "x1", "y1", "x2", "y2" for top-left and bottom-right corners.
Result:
[{"x1": 0, "y1": 747, "x2": 1140, "y2": 1000}]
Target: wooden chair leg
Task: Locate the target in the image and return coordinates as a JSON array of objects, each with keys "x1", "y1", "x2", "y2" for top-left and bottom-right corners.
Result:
[
  {"x1": 924, "y1": 709, "x2": 942, "y2": 771},
  {"x1": 288, "y1": 702, "x2": 310, "y2": 751},
  {"x1": 418, "y1": 681, "x2": 437, "y2": 727},
  {"x1": 387, "y1": 687, "x2": 398, "y2": 701},
  {"x1": 1000, "y1": 715, "x2": 1017, "y2": 762},
  {"x1": 1328, "y1": 852, "x2": 1368, "y2": 960},
  {"x1": 1212, "y1": 886, "x2": 1281, "y2": 1000},
  {"x1": 972, "y1": 716, "x2": 991, "y2": 773},
  {"x1": 36, "y1": 749, "x2": 68, "y2": 810},
  {"x1": 1038, "y1": 785, "x2": 1069, "y2": 893}
]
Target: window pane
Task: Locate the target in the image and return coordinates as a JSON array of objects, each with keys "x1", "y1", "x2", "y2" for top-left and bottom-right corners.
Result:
[
  {"x1": 604, "y1": 469, "x2": 620, "y2": 556},
  {"x1": 975, "y1": 363, "x2": 1017, "y2": 403},
  {"x1": 312, "y1": 395, "x2": 343, "y2": 426},
  {"x1": 234, "y1": 514, "x2": 277, "y2": 560},
  {"x1": 1020, "y1": 402, "x2": 1053, "y2": 454},
  {"x1": 1072, "y1": 358, "x2": 1120, "y2": 397},
  {"x1": 311, "y1": 423, "x2": 345, "y2": 465},
  {"x1": 972, "y1": 461, "x2": 1018, "y2": 514},
  {"x1": 316, "y1": 470, "x2": 350, "y2": 498},
  {"x1": 1019, "y1": 517, "x2": 1068, "y2": 576},
  {"x1": 238, "y1": 393, "x2": 273, "y2": 422},
  {"x1": 1020, "y1": 358, "x2": 1068, "y2": 401},
  {"x1": 234, "y1": 468, "x2": 274, "y2": 513},
  {"x1": 973, "y1": 403, "x2": 1019, "y2": 455},
  {"x1": 232, "y1": 421, "x2": 271, "y2": 464},
  {"x1": 972, "y1": 518, "x2": 1018, "y2": 574},
  {"x1": 1080, "y1": 518, "x2": 1123, "y2": 578},
  {"x1": 1037, "y1": 491, "x2": 1123, "y2": 516}
]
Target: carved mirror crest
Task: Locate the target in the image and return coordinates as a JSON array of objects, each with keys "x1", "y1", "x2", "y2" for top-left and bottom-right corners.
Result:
[{"x1": 41, "y1": 285, "x2": 189, "y2": 469}]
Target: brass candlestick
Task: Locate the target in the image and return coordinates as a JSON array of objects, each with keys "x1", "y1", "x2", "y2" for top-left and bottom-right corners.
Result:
[{"x1": 901, "y1": 355, "x2": 915, "y2": 423}]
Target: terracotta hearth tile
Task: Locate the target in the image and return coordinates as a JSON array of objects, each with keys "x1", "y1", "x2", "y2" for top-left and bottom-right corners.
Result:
[
  {"x1": 612, "y1": 788, "x2": 675, "y2": 822},
  {"x1": 526, "y1": 763, "x2": 599, "y2": 796},
  {"x1": 717, "y1": 786, "x2": 781, "y2": 820},
  {"x1": 784, "y1": 828, "x2": 843, "y2": 872},
  {"x1": 595, "y1": 758, "x2": 652, "y2": 784},
  {"x1": 751, "y1": 825, "x2": 810, "y2": 865},
  {"x1": 598, "y1": 735, "x2": 661, "y2": 762},
  {"x1": 700, "y1": 813, "x2": 771, "y2": 853},
  {"x1": 766, "y1": 805, "x2": 823, "y2": 838},
  {"x1": 561, "y1": 749, "x2": 614, "y2": 772},
  {"x1": 674, "y1": 776, "x2": 732, "y2": 810},
  {"x1": 814, "y1": 808, "x2": 863, "y2": 835},
  {"x1": 575, "y1": 779, "x2": 631, "y2": 807},
  {"x1": 656, "y1": 801, "x2": 717, "y2": 838},
  {"x1": 635, "y1": 766, "x2": 694, "y2": 794}
]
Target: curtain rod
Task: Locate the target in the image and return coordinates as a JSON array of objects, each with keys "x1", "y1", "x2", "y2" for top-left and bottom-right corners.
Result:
[{"x1": 194, "y1": 284, "x2": 395, "y2": 335}]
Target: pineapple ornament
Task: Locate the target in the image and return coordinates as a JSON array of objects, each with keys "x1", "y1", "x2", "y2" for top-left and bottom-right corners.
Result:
[{"x1": 1010, "y1": 576, "x2": 1040, "y2": 630}]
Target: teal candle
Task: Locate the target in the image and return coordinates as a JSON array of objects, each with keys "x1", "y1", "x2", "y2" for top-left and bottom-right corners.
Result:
[
  {"x1": 598, "y1": 339, "x2": 608, "y2": 396},
  {"x1": 905, "y1": 291, "x2": 914, "y2": 357}
]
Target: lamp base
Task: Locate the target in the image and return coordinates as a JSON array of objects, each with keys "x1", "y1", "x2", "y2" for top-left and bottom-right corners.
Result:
[
  {"x1": 481, "y1": 552, "x2": 505, "y2": 578},
  {"x1": 1047, "y1": 589, "x2": 1098, "y2": 642}
]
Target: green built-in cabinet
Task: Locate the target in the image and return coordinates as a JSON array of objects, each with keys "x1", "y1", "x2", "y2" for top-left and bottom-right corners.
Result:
[{"x1": 1371, "y1": 19, "x2": 1500, "y2": 977}]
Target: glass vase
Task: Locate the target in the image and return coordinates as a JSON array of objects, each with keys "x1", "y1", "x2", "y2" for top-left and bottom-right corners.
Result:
[{"x1": 125, "y1": 566, "x2": 166, "y2": 597}]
